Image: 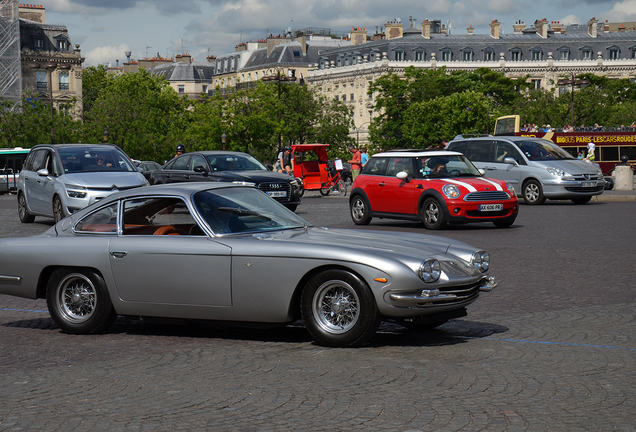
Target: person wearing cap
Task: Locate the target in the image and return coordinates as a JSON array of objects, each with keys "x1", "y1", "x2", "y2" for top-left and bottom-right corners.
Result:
[
  {"x1": 175, "y1": 144, "x2": 185, "y2": 158},
  {"x1": 280, "y1": 145, "x2": 294, "y2": 175}
]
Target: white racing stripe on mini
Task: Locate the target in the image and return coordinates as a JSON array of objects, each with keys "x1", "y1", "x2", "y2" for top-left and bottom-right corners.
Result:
[
  {"x1": 478, "y1": 177, "x2": 504, "y2": 191},
  {"x1": 442, "y1": 179, "x2": 477, "y2": 192}
]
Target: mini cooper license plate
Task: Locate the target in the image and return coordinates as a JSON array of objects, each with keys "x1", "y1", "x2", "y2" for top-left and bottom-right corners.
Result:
[
  {"x1": 479, "y1": 204, "x2": 503, "y2": 211},
  {"x1": 581, "y1": 181, "x2": 597, "y2": 187},
  {"x1": 267, "y1": 191, "x2": 287, "y2": 198}
]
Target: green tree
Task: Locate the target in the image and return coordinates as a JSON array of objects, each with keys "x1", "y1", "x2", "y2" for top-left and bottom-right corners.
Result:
[
  {"x1": 81, "y1": 65, "x2": 111, "y2": 116},
  {"x1": 84, "y1": 68, "x2": 186, "y2": 161}
]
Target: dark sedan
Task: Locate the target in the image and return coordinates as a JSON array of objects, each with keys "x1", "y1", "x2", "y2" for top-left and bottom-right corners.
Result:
[{"x1": 151, "y1": 151, "x2": 302, "y2": 211}]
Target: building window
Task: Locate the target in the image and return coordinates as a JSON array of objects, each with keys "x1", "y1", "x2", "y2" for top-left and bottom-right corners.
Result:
[
  {"x1": 202, "y1": 85, "x2": 208, "y2": 93},
  {"x1": 337, "y1": 58, "x2": 342, "y2": 67},
  {"x1": 350, "y1": 93, "x2": 354, "y2": 101},
  {"x1": 510, "y1": 49, "x2": 522, "y2": 61},
  {"x1": 178, "y1": 85, "x2": 185, "y2": 94},
  {"x1": 581, "y1": 48, "x2": 592, "y2": 60},
  {"x1": 36, "y1": 71, "x2": 47, "y2": 90},
  {"x1": 483, "y1": 50, "x2": 494, "y2": 61},
  {"x1": 57, "y1": 39, "x2": 67, "y2": 51},
  {"x1": 559, "y1": 49, "x2": 570, "y2": 60},
  {"x1": 533, "y1": 79, "x2": 542, "y2": 90},
  {"x1": 461, "y1": 49, "x2": 473, "y2": 61},
  {"x1": 530, "y1": 49, "x2": 542, "y2": 61},
  {"x1": 35, "y1": 38, "x2": 44, "y2": 49},
  {"x1": 394, "y1": 50, "x2": 405, "y2": 61},
  {"x1": 58, "y1": 72, "x2": 69, "y2": 91},
  {"x1": 370, "y1": 52, "x2": 377, "y2": 62},
  {"x1": 441, "y1": 50, "x2": 452, "y2": 61},
  {"x1": 414, "y1": 51, "x2": 425, "y2": 61},
  {"x1": 608, "y1": 47, "x2": 620, "y2": 59}
]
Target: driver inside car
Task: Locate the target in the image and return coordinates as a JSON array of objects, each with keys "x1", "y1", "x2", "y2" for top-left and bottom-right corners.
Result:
[{"x1": 427, "y1": 157, "x2": 448, "y2": 176}]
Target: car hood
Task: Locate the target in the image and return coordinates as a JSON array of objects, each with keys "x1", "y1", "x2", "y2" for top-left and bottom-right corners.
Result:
[
  {"x1": 212, "y1": 170, "x2": 293, "y2": 183},
  {"x1": 224, "y1": 227, "x2": 480, "y2": 265},
  {"x1": 63, "y1": 171, "x2": 146, "y2": 188},
  {"x1": 529, "y1": 159, "x2": 601, "y2": 175},
  {"x1": 434, "y1": 176, "x2": 507, "y2": 191}
]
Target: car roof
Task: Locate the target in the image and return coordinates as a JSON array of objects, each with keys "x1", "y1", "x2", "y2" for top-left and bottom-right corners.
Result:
[
  {"x1": 372, "y1": 150, "x2": 463, "y2": 158},
  {"x1": 179, "y1": 151, "x2": 253, "y2": 156}
]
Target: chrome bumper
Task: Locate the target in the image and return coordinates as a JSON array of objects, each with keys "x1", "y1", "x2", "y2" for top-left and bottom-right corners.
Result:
[{"x1": 389, "y1": 276, "x2": 497, "y2": 304}]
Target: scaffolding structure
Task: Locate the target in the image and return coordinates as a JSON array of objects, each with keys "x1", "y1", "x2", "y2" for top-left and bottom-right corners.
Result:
[{"x1": 0, "y1": 0, "x2": 21, "y2": 108}]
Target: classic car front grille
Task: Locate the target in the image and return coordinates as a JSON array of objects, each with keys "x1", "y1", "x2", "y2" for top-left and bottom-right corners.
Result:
[
  {"x1": 464, "y1": 191, "x2": 510, "y2": 201},
  {"x1": 564, "y1": 186, "x2": 604, "y2": 193},
  {"x1": 258, "y1": 182, "x2": 292, "y2": 202},
  {"x1": 416, "y1": 280, "x2": 481, "y2": 307}
]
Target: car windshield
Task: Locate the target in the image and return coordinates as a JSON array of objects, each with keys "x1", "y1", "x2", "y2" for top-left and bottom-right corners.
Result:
[
  {"x1": 59, "y1": 146, "x2": 137, "y2": 173},
  {"x1": 514, "y1": 139, "x2": 574, "y2": 161},
  {"x1": 193, "y1": 187, "x2": 309, "y2": 235},
  {"x1": 205, "y1": 154, "x2": 267, "y2": 172},
  {"x1": 417, "y1": 154, "x2": 482, "y2": 178}
]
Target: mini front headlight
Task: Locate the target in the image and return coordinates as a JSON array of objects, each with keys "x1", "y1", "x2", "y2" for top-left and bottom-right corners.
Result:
[
  {"x1": 442, "y1": 184, "x2": 461, "y2": 199},
  {"x1": 506, "y1": 182, "x2": 515, "y2": 196},
  {"x1": 418, "y1": 259, "x2": 441, "y2": 283},
  {"x1": 471, "y1": 251, "x2": 490, "y2": 272}
]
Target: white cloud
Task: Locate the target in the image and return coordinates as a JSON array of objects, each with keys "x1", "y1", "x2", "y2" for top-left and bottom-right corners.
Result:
[
  {"x1": 600, "y1": 0, "x2": 636, "y2": 21},
  {"x1": 84, "y1": 44, "x2": 133, "y2": 67},
  {"x1": 559, "y1": 14, "x2": 582, "y2": 25}
]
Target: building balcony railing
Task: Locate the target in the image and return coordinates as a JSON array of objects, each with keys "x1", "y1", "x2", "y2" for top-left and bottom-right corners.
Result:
[
  {"x1": 59, "y1": 83, "x2": 69, "y2": 90},
  {"x1": 36, "y1": 82, "x2": 47, "y2": 90}
]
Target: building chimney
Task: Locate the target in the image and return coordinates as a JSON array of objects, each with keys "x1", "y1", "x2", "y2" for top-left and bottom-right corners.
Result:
[
  {"x1": 351, "y1": 27, "x2": 367, "y2": 46},
  {"x1": 422, "y1": 19, "x2": 432, "y2": 39},
  {"x1": 603, "y1": 20, "x2": 610, "y2": 33},
  {"x1": 588, "y1": 18, "x2": 598, "y2": 38},
  {"x1": 385, "y1": 19, "x2": 404, "y2": 40},
  {"x1": 467, "y1": 25, "x2": 474, "y2": 35},
  {"x1": 490, "y1": 20, "x2": 501, "y2": 39},
  {"x1": 536, "y1": 18, "x2": 549, "y2": 38},
  {"x1": 513, "y1": 21, "x2": 526, "y2": 34}
]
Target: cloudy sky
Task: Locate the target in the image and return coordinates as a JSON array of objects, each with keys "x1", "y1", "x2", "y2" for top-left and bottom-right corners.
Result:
[{"x1": 41, "y1": 0, "x2": 636, "y2": 67}]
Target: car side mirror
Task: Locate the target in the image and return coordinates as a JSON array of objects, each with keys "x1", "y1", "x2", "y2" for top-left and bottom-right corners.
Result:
[
  {"x1": 478, "y1": 169, "x2": 486, "y2": 176},
  {"x1": 193, "y1": 166, "x2": 209, "y2": 176},
  {"x1": 36, "y1": 168, "x2": 50, "y2": 177},
  {"x1": 503, "y1": 157, "x2": 519, "y2": 167},
  {"x1": 137, "y1": 167, "x2": 144, "y2": 173},
  {"x1": 396, "y1": 171, "x2": 410, "y2": 182}
]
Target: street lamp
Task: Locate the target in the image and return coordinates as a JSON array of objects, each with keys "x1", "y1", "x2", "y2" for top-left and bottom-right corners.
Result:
[
  {"x1": 29, "y1": 54, "x2": 71, "y2": 144},
  {"x1": 262, "y1": 68, "x2": 297, "y2": 151},
  {"x1": 557, "y1": 74, "x2": 590, "y2": 127},
  {"x1": 221, "y1": 132, "x2": 227, "y2": 150},
  {"x1": 356, "y1": 121, "x2": 371, "y2": 146}
]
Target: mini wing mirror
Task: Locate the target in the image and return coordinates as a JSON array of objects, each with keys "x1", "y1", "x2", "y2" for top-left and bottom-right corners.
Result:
[
  {"x1": 396, "y1": 171, "x2": 410, "y2": 182},
  {"x1": 478, "y1": 168, "x2": 486, "y2": 176},
  {"x1": 36, "y1": 168, "x2": 50, "y2": 177},
  {"x1": 503, "y1": 157, "x2": 519, "y2": 167}
]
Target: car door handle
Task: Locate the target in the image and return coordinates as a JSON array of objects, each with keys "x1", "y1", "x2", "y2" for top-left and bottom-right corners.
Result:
[
  {"x1": 166, "y1": 174, "x2": 172, "y2": 178},
  {"x1": 184, "y1": 175, "x2": 190, "y2": 179},
  {"x1": 110, "y1": 251, "x2": 128, "y2": 258},
  {"x1": 379, "y1": 182, "x2": 386, "y2": 187},
  {"x1": 484, "y1": 166, "x2": 496, "y2": 170}
]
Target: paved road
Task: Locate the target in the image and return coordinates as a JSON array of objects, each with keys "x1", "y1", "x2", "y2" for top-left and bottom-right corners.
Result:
[{"x1": 1, "y1": 192, "x2": 635, "y2": 431}]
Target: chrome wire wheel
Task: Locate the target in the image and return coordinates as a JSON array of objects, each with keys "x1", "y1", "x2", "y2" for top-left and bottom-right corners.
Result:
[
  {"x1": 312, "y1": 280, "x2": 360, "y2": 334},
  {"x1": 56, "y1": 273, "x2": 97, "y2": 324}
]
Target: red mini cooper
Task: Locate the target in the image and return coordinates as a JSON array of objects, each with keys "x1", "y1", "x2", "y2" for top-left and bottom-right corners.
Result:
[{"x1": 349, "y1": 150, "x2": 519, "y2": 229}]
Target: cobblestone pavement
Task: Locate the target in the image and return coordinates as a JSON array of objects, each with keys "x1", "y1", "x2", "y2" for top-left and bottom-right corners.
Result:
[{"x1": 1, "y1": 193, "x2": 635, "y2": 431}]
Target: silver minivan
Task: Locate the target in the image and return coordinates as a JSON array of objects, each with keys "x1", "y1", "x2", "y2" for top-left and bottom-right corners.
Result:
[
  {"x1": 447, "y1": 136, "x2": 606, "y2": 204},
  {"x1": 17, "y1": 144, "x2": 148, "y2": 223}
]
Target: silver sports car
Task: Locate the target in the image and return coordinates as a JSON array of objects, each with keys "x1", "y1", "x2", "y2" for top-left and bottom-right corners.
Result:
[{"x1": 0, "y1": 183, "x2": 497, "y2": 347}]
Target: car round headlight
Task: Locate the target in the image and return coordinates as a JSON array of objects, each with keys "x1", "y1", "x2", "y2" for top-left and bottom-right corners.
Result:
[
  {"x1": 442, "y1": 184, "x2": 461, "y2": 199},
  {"x1": 506, "y1": 182, "x2": 515, "y2": 197},
  {"x1": 471, "y1": 251, "x2": 490, "y2": 272},
  {"x1": 418, "y1": 259, "x2": 441, "y2": 283}
]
